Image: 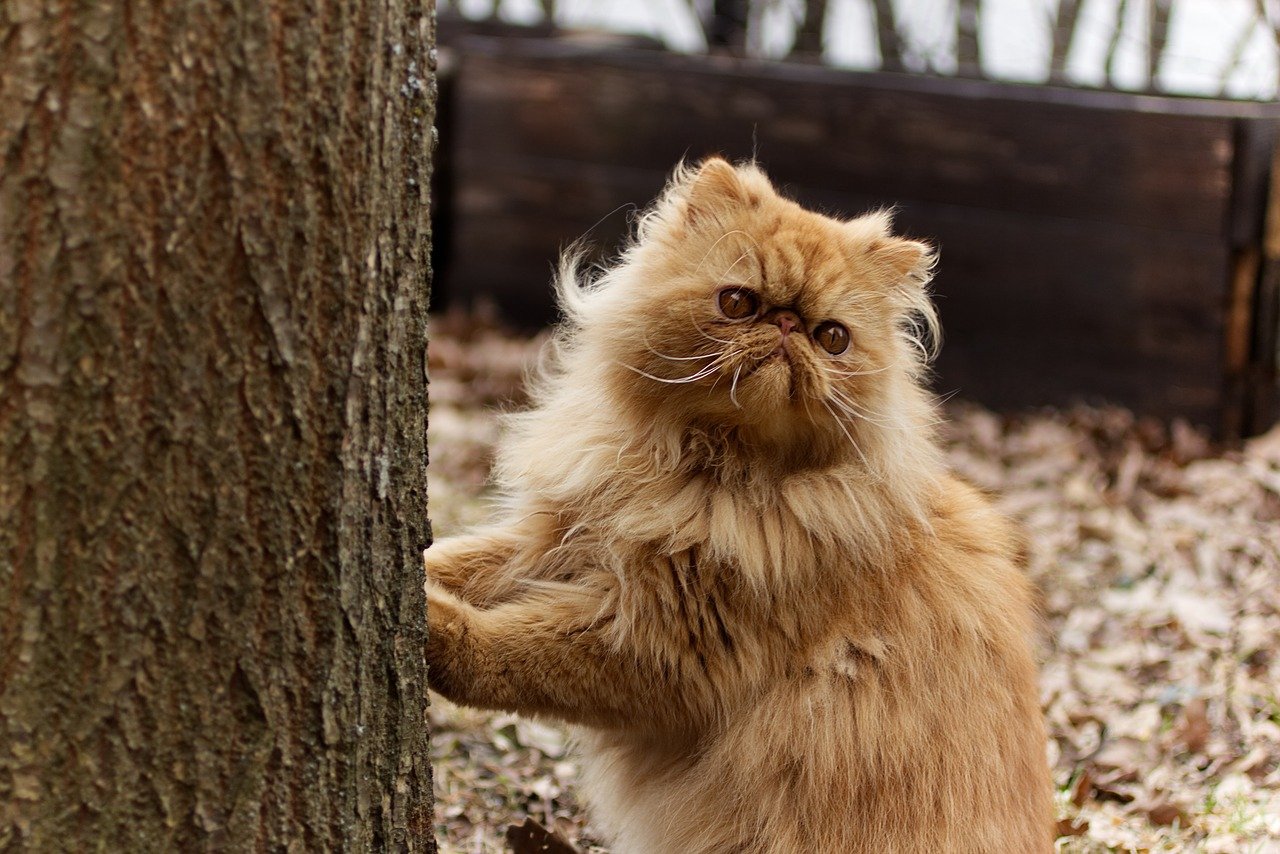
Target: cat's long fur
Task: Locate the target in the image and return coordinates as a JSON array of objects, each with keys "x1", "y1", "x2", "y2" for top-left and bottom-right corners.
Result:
[{"x1": 425, "y1": 158, "x2": 1053, "y2": 853}]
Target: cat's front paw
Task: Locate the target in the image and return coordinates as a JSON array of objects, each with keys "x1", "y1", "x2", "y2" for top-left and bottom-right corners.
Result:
[
  {"x1": 425, "y1": 579, "x2": 472, "y2": 702},
  {"x1": 422, "y1": 544, "x2": 452, "y2": 585},
  {"x1": 425, "y1": 579, "x2": 465, "y2": 633}
]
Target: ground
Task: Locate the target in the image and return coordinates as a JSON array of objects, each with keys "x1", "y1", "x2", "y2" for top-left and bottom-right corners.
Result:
[{"x1": 426, "y1": 311, "x2": 1280, "y2": 854}]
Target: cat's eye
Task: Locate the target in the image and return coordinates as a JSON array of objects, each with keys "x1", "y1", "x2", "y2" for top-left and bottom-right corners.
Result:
[
  {"x1": 814, "y1": 321, "x2": 850, "y2": 355},
  {"x1": 717, "y1": 287, "x2": 759, "y2": 320}
]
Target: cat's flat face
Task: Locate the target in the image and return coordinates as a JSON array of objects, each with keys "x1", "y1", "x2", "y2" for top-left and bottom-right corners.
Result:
[{"x1": 592, "y1": 158, "x2": 934, "y2": 457}]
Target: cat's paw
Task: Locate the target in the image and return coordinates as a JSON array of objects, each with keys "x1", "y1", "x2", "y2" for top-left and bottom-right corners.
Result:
[
  {"x1": 422, "y1": 540, "x2": 481, "y2": 594},
  {"x1": 422, "y1": 544, "x2": 451, "y2": 584},
  {"x1": 425, "y1": 579, "x2": 472, "y2": 701},
  {"x1": 425, "y1": 578, "x2": 466, "y2": 639}
]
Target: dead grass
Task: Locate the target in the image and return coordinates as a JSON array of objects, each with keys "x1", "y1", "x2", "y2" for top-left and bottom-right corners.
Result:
[{"x1": 426, "y1": 311, "x2": 1280, "y2": 854}]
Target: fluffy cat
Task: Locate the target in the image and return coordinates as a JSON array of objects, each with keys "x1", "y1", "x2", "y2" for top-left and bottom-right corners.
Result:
[{"x1": 424, "y1": 158, "x2": 1053, "y2": 853}]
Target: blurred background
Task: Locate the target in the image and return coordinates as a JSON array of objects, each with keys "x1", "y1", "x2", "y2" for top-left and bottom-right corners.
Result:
[{"x1": 429, "y1": 0, "x2": 1280, "y2": 439}]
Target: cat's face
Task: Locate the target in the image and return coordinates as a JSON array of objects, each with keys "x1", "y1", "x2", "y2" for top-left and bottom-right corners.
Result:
[{"x1": 586, "y1": 158, "x2": 935, "y2": 458}]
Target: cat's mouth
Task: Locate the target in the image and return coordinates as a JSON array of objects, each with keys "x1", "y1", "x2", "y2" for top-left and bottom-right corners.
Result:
[{"x1": 746, "y1": 346, "x2": 802, "y2": 402}]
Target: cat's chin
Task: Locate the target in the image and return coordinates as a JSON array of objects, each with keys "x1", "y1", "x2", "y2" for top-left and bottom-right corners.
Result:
[{"x1": 739, "y1": 355, "x2": 803, "y2": 410}]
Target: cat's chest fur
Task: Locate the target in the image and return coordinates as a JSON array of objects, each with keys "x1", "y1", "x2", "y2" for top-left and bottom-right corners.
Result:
[{"x1": 511, "y1": 462, "x2": 921, "y2": 692}]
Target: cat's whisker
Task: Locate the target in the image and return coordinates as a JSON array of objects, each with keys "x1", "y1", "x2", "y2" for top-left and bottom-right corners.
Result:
[
  {"x1": 619, "y1": 355, "x2": 729, "y2": 385},
  {"x1": 819, "y1": 397, "x2": 872, "y2": 470},
  {"x1": 691, "y1": 229, "x2": 761, "y2": 278},
  {"x1": 827, "y1": 390, "x2": 906, "y2": 430},
  {"x1": 713, "y1": 248, "x2": 755, "y2": 286},
  {"x1": 833, "y1": 388, "x2": 948, "y2": 429},
  {"x1": 826, "y1": 386, "x2": 897, "y2": 419},
  {"x1": 799, "y1": 384, "x2": 820, "y2": 427},
  {"x1": 827, "y1": 396, "x2": 898, "y2": 434},
  {"x1": 820, "y1": 364, "x2": 890, "y2": 379},
  {"x1": 645, "y1": 343, "x2": 725, "y2": 363},
  {"x1": 686, "y1": 306, "x2": 738, "y2": 347},
  {"x1": 729, "y1": 364, "x2": 744, "y2": 409},
  {"x1": 642, "y1": 331, "x2": 727, "y2": 364}
]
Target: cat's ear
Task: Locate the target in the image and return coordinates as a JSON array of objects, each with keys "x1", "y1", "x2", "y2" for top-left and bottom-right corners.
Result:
[
  {"x1": 681, "y1": 157, "x2": 754, "y2": 226},
  {"x1": 850, "y1": 212, "x2": 935, "y2": 287},
  {"x1": 868, "y1": 236, "x2": 935, "y2": 286}
]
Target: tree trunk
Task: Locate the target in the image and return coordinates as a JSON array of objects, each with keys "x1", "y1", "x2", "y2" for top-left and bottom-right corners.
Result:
[
  {"x1": 1146, "y1": 0, "x2": 1173, "y2": 91},
  {"x1": 871, "y1": 0, "x2": 906, "y2": 74},
  {"x1": 793, "y1": 0, "x2": 828, "y2": 59},
  {"x1": 1050, "y1": 0, "x2": 1083, "y2": 84},
  {"x1": 0, "y1": 0, "x2": 436, "y2": 850},
  {"x1": 956, "y1": 0, "x2": 982, "y2": 78},
  {"x1": 706, "y1": 0, "x2": 750, "y2": 56}
]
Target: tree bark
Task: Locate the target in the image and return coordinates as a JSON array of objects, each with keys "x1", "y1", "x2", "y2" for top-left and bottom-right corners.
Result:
[{"x1": 0, "y1": 0, "x2": 436, "y2": 850}]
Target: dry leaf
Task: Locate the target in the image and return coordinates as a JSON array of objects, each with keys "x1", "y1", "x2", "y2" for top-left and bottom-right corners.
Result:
[
  {"x1": 1070, "y1": 767, "x2": 1095, "y2": 808},
  {"x1": 1176, "y1": 698, "x2": 1211, "y2": 754},
  {"x1": 1144, "y1": 799, "x2": 1189, "y2": 827},
  {"x1": 1056, "y1": 817, "x2": 1089, "y2": 837},
  {"x1": 506, "y1": 818, "x2": 578, "y2": 854}
]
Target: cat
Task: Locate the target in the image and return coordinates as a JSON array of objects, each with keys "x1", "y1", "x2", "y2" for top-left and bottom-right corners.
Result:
[{"x1": 424, "y1": 157, "x2": 1053, "y2": 853}]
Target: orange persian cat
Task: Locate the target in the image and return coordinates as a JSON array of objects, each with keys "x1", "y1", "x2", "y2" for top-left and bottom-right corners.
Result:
[{"x1": 425, "y1": 158, "x2": 1053, "y2": 853}]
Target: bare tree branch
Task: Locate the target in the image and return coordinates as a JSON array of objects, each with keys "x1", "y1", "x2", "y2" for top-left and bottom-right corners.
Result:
[
  {"x1": 1257, "y1": 0, "x2": 1280, "y2": 94},
  {"x1": 1219, "y1": 7, "x2": 1264, "y2": 95},
  {"x1": 1105, "y1": 0, "x2": 1131, "y2": 88}
]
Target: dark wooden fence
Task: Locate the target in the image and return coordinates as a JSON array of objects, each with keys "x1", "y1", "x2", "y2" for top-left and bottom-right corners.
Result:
[{"x1": 431, "y1": 21, "x2": 1280, "y2": 438}]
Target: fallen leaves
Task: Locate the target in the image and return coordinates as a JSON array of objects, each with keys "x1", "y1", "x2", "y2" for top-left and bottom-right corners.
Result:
[{"x1": 427, "y1": 313, "x2": 1280, "y2": 854}]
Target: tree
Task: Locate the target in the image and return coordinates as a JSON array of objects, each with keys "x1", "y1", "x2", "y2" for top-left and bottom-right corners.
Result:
[
  {"x1": 0, "y1": 0, "x2": 436, "y2": 849},
  {"x1": 956, "y1": 0, "x2": 982, "y2": 78},
  {"x1": 871, "y1": 0, "x2": 907, "y2": 73}
]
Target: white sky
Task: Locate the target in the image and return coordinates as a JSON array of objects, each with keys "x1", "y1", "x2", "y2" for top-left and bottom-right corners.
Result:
[{"x1": 449, "y1": 0, "x2": 1278, "y2": 99}]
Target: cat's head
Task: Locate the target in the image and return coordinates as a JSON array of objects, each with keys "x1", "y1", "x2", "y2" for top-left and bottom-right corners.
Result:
[{"x1": 558, "y1": 157, "x2": 939, "y2": 466}]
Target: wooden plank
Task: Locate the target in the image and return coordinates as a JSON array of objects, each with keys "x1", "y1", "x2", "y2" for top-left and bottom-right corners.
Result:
[
  {"x1": 1223, "y1": 247, "x2": 1261, "y2": 438},
  {"x1": 1221, "y1": 119, "x2": 1278, "y2": 436},
  {"x1": 1248, "y1": 140, "x2": 1280, "y2": 433},
  {"x1": 446, "y1": 158, "x2": 1228, "y2": 423},
  {"x1": 450, "y1": 37, "x2": 1238, "y2": 237}
]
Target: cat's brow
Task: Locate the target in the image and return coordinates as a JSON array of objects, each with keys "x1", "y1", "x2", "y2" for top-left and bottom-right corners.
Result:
[
  {"x1": 715, "y1": 249, "x2": 756, "y2": 286},
  {"x1": 692, "y1": 229, "x2": 760, "y2": 279}
]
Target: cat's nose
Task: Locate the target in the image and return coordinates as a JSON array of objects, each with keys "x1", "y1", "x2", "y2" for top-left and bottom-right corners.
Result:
[{"x1": 767, "y1": 309, "x2": 802, "y2": 336}]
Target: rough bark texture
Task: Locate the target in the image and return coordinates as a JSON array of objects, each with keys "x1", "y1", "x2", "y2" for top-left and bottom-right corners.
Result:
[{"x1": 0, "y1": 0, "x2": 436, "y2": 850}]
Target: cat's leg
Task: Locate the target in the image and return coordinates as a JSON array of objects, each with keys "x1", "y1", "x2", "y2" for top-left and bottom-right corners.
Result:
[
  {"x1": 422, "y1": 527, "x2": 526, "y2": 605},
  {"x1": 425, "y1": 578, "x2": 714, "y2": 731}
]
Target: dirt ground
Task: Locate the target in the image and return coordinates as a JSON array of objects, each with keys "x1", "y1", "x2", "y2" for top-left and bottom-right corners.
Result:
[{"x1": 426, "y1": 311, "x2": 1280, "y2": 854}]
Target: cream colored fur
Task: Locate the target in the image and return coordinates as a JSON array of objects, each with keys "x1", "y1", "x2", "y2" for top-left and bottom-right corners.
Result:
[{"x1": 424, "y1": 158, "x2": 1053, "y2": 853}]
